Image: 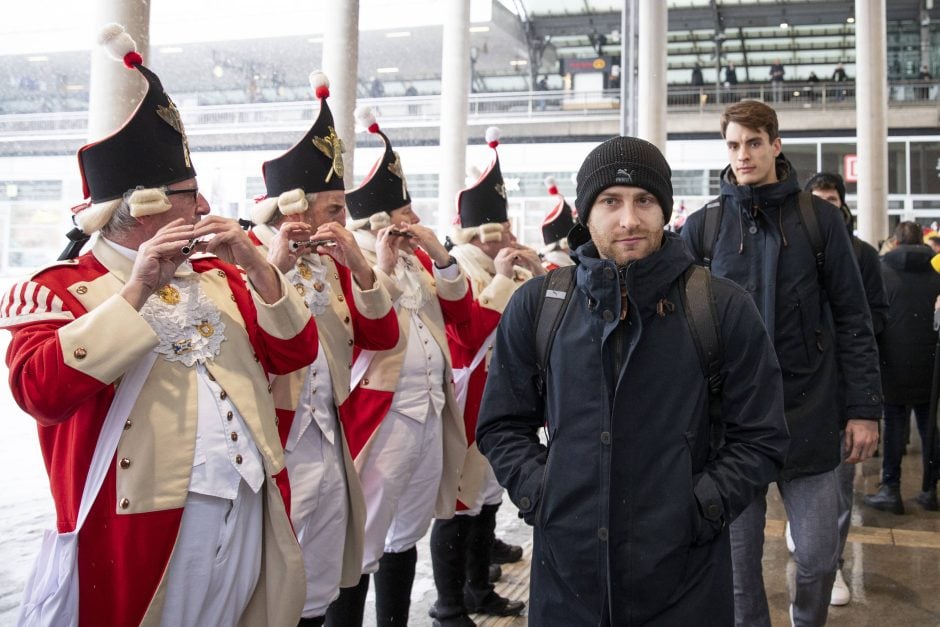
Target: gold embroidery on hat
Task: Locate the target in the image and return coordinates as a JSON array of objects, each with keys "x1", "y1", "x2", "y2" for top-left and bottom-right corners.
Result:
[
  {"x1": 158, "y1": 285, "x2": 181, "y2": 305},
  {"x1": 156, "y1": 97, "x2": 192, "y2": 168},
  {"x1": 312, "y1": 126, "x2": 345, "y2": 182},
  {"x1": 494, "y1": 182, "x2": 507, "y2": 199},
  {"x1": 196, "y1": 320, "x2": 215, "y2": 338},
  {"x1": 388, "y1": 152, "x2": 408, "y2": 200}
]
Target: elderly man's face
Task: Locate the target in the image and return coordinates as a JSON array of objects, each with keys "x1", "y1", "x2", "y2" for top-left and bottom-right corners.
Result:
[
  {"x1": 144, "y1": 178, "x2": 210, "y2": 235},
  {"x1": 281, "y1": 190, "x2": 346, "y2": 231},
  {"x1": 587, "y1": 185, "x2": 664, "y2": 265}
]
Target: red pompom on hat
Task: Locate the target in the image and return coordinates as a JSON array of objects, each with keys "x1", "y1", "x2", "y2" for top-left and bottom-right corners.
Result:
[
  {"x1": 485, "y1": 126, "x2": 500, "y2": 148},
  {"x1": 310, "y1": 72, "x2": 330, "y2": 99},
  {"x1": 545, "y1": 175, "x2": 559, "y2": 196}
]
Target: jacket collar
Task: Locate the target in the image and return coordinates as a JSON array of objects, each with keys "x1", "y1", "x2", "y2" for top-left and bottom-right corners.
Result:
[
  {"x1": 884, "y1": 244, "x2": 935, "y2": 272},
  {"x1": 719, "y1": 154, "x2": 801, "y2": 211},
  {"x1": 572, "y1": 231, "x2": 693, "y2": 309}
]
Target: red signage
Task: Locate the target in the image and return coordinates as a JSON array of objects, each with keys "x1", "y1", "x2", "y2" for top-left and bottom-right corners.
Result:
[{"x1": 844, "y1": 154, "x2": 858, "y2": 182}]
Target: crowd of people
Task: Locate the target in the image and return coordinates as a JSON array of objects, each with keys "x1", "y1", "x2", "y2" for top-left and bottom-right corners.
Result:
[{"x1": 5, "y1": 23, "x2": 940, "y2": 627}]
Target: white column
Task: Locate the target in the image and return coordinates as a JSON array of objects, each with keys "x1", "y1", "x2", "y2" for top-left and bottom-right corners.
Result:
[
  {"x1": 322, "y1": 0, "x2": 360, "y2": 188},
  {"x1": 87, "y1": 1, "x2": 150, "y2": 141},
  {"x1": 620, "y1": 0, "x2": 638, "y2": 136},
  {"x1": 855, "y1": 0, "x2": 888, "y2": 246},
  {"x1": 637, "y1": 0, "x2": 667, "y2": 151},
  {"x1": 437, "y1": 0, "x2": 471, "y2": 236}
]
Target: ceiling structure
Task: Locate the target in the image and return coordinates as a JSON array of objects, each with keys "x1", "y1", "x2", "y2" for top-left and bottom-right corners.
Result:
[{"x1": 1, "y1": 1, "x2": 936, "y2": 113}]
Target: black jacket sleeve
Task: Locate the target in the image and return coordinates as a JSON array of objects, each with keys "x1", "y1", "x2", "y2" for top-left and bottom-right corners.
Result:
[
  {"x1": 856, "y1": 238, "x2": 888, "y2": 337},
  {"x1": 476, "y1": 280, "x2": 547, "y2": 524}
]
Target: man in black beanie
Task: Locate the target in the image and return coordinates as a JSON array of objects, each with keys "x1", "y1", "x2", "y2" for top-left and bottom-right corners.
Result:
[{"x1": 477, "y1": 136, "x2": 789, "y2": 625}]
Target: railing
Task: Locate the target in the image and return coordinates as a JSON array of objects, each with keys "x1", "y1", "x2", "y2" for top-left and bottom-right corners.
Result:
[{"x1": 1, "y1": 80, "x2": 937, "y2": 143}]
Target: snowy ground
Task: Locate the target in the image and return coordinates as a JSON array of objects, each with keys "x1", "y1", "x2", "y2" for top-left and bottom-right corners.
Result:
[{"x1": 0, "y1": 306, "x2": 532, "y2": 626}]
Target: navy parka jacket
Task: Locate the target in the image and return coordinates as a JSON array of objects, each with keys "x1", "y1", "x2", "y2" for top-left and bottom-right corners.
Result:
[
  {"x1": 681, "y1": 156, "x2": 882, "y2": 479},
  {"x1": 477, "y1": 233, "x2": 788, "y2": 625},
  {"x1": 878, "y1": 244, "x2": 940, "y2": 404}
]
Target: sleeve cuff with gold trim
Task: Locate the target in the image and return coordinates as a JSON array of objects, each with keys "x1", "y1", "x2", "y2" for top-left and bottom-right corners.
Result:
[{"x1": 59, "y1": 294, "x2": 160, "y2": 384}]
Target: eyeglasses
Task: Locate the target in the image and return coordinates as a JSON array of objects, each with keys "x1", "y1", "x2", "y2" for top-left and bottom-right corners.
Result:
[{"x1": 166, "y1": 187, "x2": 199, "y2": 202}]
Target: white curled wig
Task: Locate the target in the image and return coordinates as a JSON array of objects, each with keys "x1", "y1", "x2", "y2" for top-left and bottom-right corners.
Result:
[
  {"x1": 347, "y1": 211, "x2": 391, "y2": 232},
  {"x1": 76, "y1": 185, "x2": 172, "y2": 234},
  {"x1": 252, "y1": 188, "x2": 313, "y2": 226},
  {"x1": 450, "y1": 222, "x2": 506, "y2": 246}
]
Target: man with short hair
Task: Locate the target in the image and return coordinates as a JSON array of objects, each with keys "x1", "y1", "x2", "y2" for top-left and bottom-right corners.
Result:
[
  {"x1": 2, "y1": 25, "x2": 316, "y2": 626},
  {"x1": 801, "y1": 171, "x2": 888, "y2": 606},
  {"x1": 681, "y1": 100, "x2": 882, "y2": 626},
  {"x1": 477, "y1": 136, "x2": 789, "y2": 625}
]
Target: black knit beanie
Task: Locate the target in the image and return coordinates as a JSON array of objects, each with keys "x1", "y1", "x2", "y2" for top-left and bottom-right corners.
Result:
[{"x1": 575, "y1": 136, "x2": 673, "y2": 226}]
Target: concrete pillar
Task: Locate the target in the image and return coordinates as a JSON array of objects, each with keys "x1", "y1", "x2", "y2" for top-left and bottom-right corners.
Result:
[
  {"x1": 322, "y1": 0, "x2": 360, "y2": 188},
  {"x1": 437, "y1": 0, "x2": 471, "y2": 235},
  {"x1": 637, "y1": 0, "x2": 667, "y2": 151},
  {"x1": 87, "y1": 2, "x2": 150, "y2": 141},
  {"x1": 620, "y1": 0, "x2": 638, "y2": 137},
  {"x1": 855, "y1": 0, "x2": 888, "y2": 245}
]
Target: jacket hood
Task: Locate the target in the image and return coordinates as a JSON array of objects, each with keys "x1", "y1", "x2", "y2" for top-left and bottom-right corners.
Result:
[
  {"x1": 572, "y1": 231, "x2": 694, "y2": 310},
  {"x1": 883, "y1": 244, "x2": 936, "y2": 272},
  {"x1": 720, "y1": 154, "x2": 801, "y2": 209}
]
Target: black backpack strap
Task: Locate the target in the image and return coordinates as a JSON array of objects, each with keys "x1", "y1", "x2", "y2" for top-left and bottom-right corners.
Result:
[
  {"x1": 533, "y1": 265, "x2": 576, "y2": 395},
  {"x1": 699, "y1": 197, "x2": 723, "y2": 269},
  {"x1": 680, "y1": 265, "x2": 724, "y2": 456},
  {"x1": 796, "y1": 191, "x2": 825, "y2": 281}
]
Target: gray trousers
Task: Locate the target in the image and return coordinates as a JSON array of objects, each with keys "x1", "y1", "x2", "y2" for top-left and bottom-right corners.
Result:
[
  {"x1": 731, "y1": 470, "x2": 840, "y2": 627},
  {"x1": 836, "y1": 431, "x2": 854, "y2": 568}
]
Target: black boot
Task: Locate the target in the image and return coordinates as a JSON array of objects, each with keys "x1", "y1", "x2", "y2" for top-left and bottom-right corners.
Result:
[
  {"x1": 463, "y1": 506, "x2": 525, "y2": 617},
  {"x1": 491, "y1": 537, "x2": 523, "y2": 564},
  {"x1": 374, "y1": 547, "x2": 417, "y2": 626},
  {"x1": 864, "y1": 483, "x2": 905, "y2": 515},
  {"x1": 324, "y1": 573, "x2": 370, "y2": 627},
  {"x1": 298, "y1": 617, "x2": 326, "y2": 627},
  {"x1": 429, "y1": 516, "x2": 473, "y2": 623}
]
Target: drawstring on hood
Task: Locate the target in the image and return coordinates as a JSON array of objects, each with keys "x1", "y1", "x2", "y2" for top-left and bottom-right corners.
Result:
[{"x1": 722, "y1": 154, "x2": 799, "y2": 255}]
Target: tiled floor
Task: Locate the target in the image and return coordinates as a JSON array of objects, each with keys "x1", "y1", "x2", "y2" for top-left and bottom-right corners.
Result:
[{"x1": 468, "y1": 430, "x2": 940, "y2": 626}]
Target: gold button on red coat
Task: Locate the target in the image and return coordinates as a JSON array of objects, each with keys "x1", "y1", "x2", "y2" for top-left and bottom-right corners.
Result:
[
  {"x1": 124, "y1": 419, "x2": 132, "y2": 430},
  {"x1": 347, "y1": 339, "x2": 354, "y2": 346},
  {"x1": 73, "y1": 347, "x2": 88, "y2": 360},
  {"x1": 119, "y1": 458, "x2": 131, "y2": 469},
  {"x1": 337, "y1": 295, "x2": 345, "y2": 302},
  {"x1": 76, "y1": 285, "x2": 88, "y2": 295},
  {"x1": 231, "y1": 432, "x2": 238, "y2": 442},
  {"x1": 220, "y1": 391, "x2": 227, "y2": 400},
  {"x1": 226, "y1": 411, "x2": 233, "y2": 421},
  {"x1": 362, "y1": 378, "x2": 370, "y2": 386},
  {"x1": 235, "y1": 454, "x2": 243, "y2": 464},
  {"x1": 217, "y1": 270, "x2": 226, "y2": 278},
  {"x1": 119, "y1": 498, "x2": 130, "y2": 509}
]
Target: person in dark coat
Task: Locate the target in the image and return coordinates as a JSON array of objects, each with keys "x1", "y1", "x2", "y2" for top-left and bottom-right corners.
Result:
[
  {"x1": 477, "y1": 136, "x2": 789, "y2": 626},
  {"x1": 801, "y1": 171, "x2": 888, "y2": 606},
  {"x1": 681, "y1": 101, "x2": 882, "y2": 627},
  {"x1": 864, "y1": 222, "x2": 940, "y2": 514}
]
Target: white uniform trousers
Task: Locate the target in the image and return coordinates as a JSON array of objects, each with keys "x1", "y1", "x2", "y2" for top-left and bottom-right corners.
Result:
[
  {"x1": 456, "y1": 460, "x2": 503, "y2": 516},
  {"x1": 159, "y1": 479, "x2": 263, "y2": 627},
  {"x1": 286, "y1": 419, "x2": 349, "y2": 618},
  {"x1": 359, "y1": 407, "x2": 443, "y2": 573}
]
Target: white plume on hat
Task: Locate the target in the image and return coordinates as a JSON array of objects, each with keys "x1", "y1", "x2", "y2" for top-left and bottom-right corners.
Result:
[
  {"x1": 97, "y1": 23, "x2": 137, "y2": 61},
  {"x1": 310, "y1": 71, "x2": 329, "y2": 93},
  {"x1": 354, "y1": 105, "x2": 378, "y2": 131}
]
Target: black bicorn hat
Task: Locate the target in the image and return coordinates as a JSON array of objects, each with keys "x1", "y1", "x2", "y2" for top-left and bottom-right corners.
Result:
[
  {"x1": 345, "y1": 106, "x2": 411, "y2": 220},
  {"x1": 541, "y1": 176, "x2": 576, "y2": 246},
  {"x1": 262, "y1": 71, "x2": 346, "y2": 198},
  {"x1": 77, "y1": 24, "x2": 196, "y2": 203},
  {"x1": 456, "y1": 127, "x2": 508, "y2": 228}
]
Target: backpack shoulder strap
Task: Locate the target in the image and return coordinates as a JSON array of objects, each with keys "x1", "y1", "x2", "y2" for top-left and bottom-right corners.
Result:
[
  {"x1": 699, "y1": 197, "x2": 723, "y2": 269},
  {"x1": 796, "y1": 191, "x2": 825, "y2": 278},
  {"x1": 534, "y1": 265, "x2": 576, "y2": 394},
  {"x1": 680, "y1": 265, "x2": 724, "y2": 454}
]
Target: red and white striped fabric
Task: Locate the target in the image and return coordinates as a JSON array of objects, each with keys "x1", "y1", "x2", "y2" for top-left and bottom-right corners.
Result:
[{"x1": 0, "y1": 281, "x2": 74, "y2": 328}]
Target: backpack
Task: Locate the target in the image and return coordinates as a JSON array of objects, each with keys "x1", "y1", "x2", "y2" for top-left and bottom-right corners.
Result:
[
  {"x1": 698, "y1": 191, "x2": 825, "y2": 280},
  {"x1": 533, "y1": 264, "x2": 724, "y2": 451}
]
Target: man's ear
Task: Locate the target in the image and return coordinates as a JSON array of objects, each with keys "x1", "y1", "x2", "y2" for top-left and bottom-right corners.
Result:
[{"x1": 772, "y1": 137, "x2": 782, "y2": 157}]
